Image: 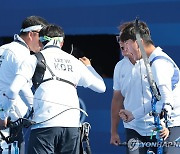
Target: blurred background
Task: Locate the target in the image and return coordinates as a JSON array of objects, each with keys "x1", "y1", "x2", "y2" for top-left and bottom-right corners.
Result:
[{"x1": 1, "y1": 0, "x2": 180, "y2": 153}]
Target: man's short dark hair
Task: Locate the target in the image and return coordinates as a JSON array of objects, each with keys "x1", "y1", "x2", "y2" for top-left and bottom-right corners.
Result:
[
  {"x1": 39, "y1": 24, "x2": 65, "y2": 39},
  {"x1": 119, "y1": 20, "x2": 154, "y2": 45},
  {"x1": 20, "y1": 16, "x2": 48, "y2": 35},
  {"x1": 39, "y1": 24, "x2": 65, "y2": 46}
]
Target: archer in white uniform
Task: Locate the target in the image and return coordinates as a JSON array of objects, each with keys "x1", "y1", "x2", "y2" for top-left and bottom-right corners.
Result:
[
  {"x1": 0, "y1": 16, "x2": 48, "y2": 151},
  {"x1": 114, "y1": 57, "x2": 154, "y2": 136},
  {"x1": 111, "y1": 40, "x2": 158, "y2": 154},
  {"x1": 119, "y1": 20, "x2": 180, "y2": 154},
  {"x1": 0, "y1": 24, "x2": 106, "y2": 154}
]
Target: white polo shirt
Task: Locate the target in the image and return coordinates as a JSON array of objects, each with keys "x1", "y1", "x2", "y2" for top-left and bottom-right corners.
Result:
[
  {"x1": 12, "y1": 41, "x2": 106, "y2": 129},
  {"x1": 133, "y1": 47, "x2": 180, "y2": 128},
  {"x1": 113, "y1": 57, "x2": 155, "y2": 136},
  {"x1": 0, "y1": 34, "x2": 33, "y2": 120}
]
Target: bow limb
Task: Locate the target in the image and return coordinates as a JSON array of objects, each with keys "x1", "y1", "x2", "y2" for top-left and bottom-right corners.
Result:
[
  {"x1": 134, "y1": 18, "x2": 163, "y2": 154},
  {"x1": 134, "y1": 18, "x2": 161, "y2": 101}
]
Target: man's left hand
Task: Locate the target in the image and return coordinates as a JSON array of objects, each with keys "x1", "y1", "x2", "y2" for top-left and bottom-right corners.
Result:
[{"x1": 0, "y1": 118, "x2": 7, "y2": 130}]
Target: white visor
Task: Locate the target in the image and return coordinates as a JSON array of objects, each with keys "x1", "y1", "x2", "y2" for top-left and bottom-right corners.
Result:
[{"x1": 20, "y1": 25, "x2": 43, "y2": 32}]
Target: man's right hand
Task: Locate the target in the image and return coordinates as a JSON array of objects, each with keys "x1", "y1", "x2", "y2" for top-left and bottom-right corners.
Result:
[
  {"x1": 110, "y1": 133, "x2": 121, "y2": 146},
  {"x1": 79, "y1": 57, "x2": 91, "y2": 66},
  {"x1": 119, "y1": 109, "x2": 135, "y2": 122}
]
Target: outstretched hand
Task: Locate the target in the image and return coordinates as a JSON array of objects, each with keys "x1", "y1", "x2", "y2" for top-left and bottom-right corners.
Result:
[
  {"x1": 79, "y1": 57, "x2": 91, "y2": 66},
  {"x1": 119, "y1": 109, "x2": 135, "y2": 122}
]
